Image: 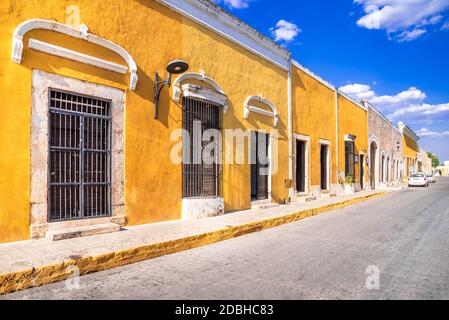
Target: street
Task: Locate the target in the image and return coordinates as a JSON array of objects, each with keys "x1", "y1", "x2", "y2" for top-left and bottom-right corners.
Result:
[{"x1": 4, "y1": 178, "x2": 449, "y2": 300}]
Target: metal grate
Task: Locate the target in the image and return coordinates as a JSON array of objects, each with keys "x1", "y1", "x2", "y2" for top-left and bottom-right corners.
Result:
[
  {"x1": 48, "y1": 90, "x2": 111, "y2": 222},
  {"x1": 182, "y1": 97, "x2": 221, "y2": 198}
]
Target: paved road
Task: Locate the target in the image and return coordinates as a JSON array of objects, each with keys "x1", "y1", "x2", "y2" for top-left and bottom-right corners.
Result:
[{"x1": 5, "y1": 178, "x2": 449, "y2": 300}]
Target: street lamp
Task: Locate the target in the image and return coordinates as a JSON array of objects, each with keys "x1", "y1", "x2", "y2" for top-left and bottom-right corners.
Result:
[{"x1": 154, "y1": 59, "x2": 189, "y2": 119}]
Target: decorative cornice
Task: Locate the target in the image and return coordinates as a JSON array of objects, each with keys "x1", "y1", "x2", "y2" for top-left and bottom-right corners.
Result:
[
  {"x1": 244, "y1": 95, "x2": 278, "y2": 127},
  {"x1": 172, "y1": 71, "x2": 228, "y2": 111},
  {"x1": 398, "y1": 121, "x2": 420, "y2": 142},
  {"x1": 181, "y1": 84, "x2": 228, "y2": 111},
  {"x1": 173, "y1": 70, "x2": 227, "y2": 108},
  {"x1": 344, "y1": 134, "x2": 357, "y2": 142},
  {"x1": 28, "y1": 39, "x2": 129, "y2": 74},
  {"x1": 12, "y1": 19, "x2": 138, "y2": 90},
  {"x1": 156, "y1": 0, "x2": 290, "y2": 70}
]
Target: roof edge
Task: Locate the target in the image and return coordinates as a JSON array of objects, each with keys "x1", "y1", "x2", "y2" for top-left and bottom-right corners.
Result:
[{"x1": 156, "y1": 0, "x2": 291, "y2": 70}]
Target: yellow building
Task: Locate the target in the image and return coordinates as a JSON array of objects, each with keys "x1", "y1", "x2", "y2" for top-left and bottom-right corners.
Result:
[
  {"x1": 291, "y1": 62, "x2": 337, "y2": 197},
  {"x1": 0, "y1": 0, "x2": 382, "y2": 245},
  {"x1": 0, "y1": 0, "x2": 293, "y2": 243},
  {"x1": 398, "y1": 122, "x2": 420, "y2": 178},
  {"x1": 337, "y1": 93, "x2": 369, "y2": 193}
]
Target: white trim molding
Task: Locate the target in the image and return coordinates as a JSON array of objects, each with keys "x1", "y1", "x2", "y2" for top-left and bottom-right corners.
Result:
[
  {"x1": 28, "y1": 39, "x2": 129, "y2": 74},
  {"x1": 319, "y1": 139, "x2": 332, "y2": 192},
  {"x1": 244, "y1": 95, "x2": 278, "y2": 127},
  {"x1": 12, "y1": 19, "x2": 138, "y2": 90},
  {"x1": 294, "y1": 133, "x2": 311, "y2": 196},
  {"x1": 344, "y1": 134, "x2": 357, "y2": 142},
  {"x1": 156, "y1": 0, "x2": 290, "y2": 70},
  {"x1": 172, "y1": 71, "x2": 228, "y2": 111},
  {"x1": 398, "y1": 121, "x2": 420, "y2": 142},
  {"x1": 181, "y1": 84, "x2": 227, "y2": 109}
]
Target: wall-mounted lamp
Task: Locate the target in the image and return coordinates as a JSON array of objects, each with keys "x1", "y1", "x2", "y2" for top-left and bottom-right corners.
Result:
[{"x1": 154, "y1": 59, "x2": 189, "y2": 119}]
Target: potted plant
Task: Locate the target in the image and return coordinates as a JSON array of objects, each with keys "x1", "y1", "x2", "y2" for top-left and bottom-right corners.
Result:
[{"x1": 344, "y1": 175, "x2": 355, "y2": 194}]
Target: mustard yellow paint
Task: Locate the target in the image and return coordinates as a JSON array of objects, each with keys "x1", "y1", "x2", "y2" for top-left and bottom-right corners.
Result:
[
  {"x1": 402, "y1": 134, "x2": 419, "y2": 178},
  {"x1": 337, "y1": 95, "x2": 369, "y2": 186},
  {"x1": 0, "y1": 0, "x2": 290, "y2": 242},
  {"x1": 292, "y1": 66, "x2": 337, "y2": 190}
]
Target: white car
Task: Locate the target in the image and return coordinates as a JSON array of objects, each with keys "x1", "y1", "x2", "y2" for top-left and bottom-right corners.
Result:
[
  {"x1": 408, "y1": 172, "x2": 429, "y2": 187},
  {"x1": 427, "y1": 174, "x2": 436, "y2": 183}
]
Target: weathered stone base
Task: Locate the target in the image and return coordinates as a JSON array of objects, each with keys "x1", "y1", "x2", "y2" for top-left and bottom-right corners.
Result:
[
  {"x1": 46, "y1": 223, "x2": 121, "y2": 241},
  {"x1": 182, "y1": 197, "x2": 225, "y2": 220}
]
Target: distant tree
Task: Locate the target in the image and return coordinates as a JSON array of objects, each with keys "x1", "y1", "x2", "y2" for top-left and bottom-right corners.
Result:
[{"x1": 427, "y1": 152, "x2": 440, "y2": 168}]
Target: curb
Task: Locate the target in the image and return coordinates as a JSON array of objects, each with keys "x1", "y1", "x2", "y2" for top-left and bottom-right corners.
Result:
[{"x1": 0, "y1": 192, "x2": 386, "y2": 295}]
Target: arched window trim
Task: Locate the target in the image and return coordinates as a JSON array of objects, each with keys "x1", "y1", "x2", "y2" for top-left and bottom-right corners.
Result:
[
  {"x1": 243, "y1": 95, "x2": 278, "y2": 127},
  {"x1": 12, "y1": 19, "x2": 138, "y2": 90},
  {"x1": 172, "y1": 71, "x2": 228, "y2": 112}
]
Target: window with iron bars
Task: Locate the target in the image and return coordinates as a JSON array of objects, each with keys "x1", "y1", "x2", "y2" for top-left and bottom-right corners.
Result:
[
  {"x1": 48, "y1": 89, "x2": 112, "y2": 222},
  {"x1": 182, "y1": 97, "x2": 222, "y2": 198}
]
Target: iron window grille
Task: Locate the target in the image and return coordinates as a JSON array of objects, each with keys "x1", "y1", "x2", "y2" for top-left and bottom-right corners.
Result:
[
  {"x1": 48, "y1": 89, "x2": 112, "y2": 222},
  {"x1": 345, "y1": 141, "x2": 355, "y2": 178},
  {"x1": 182, "y1": 97, "x2": 222, "y2": 198}
]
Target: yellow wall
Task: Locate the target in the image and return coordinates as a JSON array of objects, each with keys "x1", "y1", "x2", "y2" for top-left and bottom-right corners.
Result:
[
  {"x1": 402, "y1": 135, "x2": 419, "y2": 177},
  {"x1": 0, "y1": 0, "x2": 289, "y2": 242},
  {"x1": 292, "y1": 66, "x2": 337, "y2": 190},
  {"x1": 337, "y1": 95, "x2": 369, "y2": 187}
]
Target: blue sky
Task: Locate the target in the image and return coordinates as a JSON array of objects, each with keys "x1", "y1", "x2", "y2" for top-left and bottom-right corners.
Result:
[{"x1": 212, "y1": 0, "x2": 449, "y2": 163}]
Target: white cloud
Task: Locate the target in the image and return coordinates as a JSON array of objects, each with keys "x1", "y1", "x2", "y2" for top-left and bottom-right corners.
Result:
[
  {"x1": 339, "y1": 84, "x2": 376, "y2": 100},
  {"x1": 371, "y1": 87, "x2": 426, "y2": 110},
  {"x1": 339, "y1": 83, "x2": 449, "y2": 126},
  {"x1": 416, "y1": 127, "x2": 449, "y2": 137},
  {"x1": 396, "y1": 28, "x2": 427, "y2": 42},
  {"x1": 442, "y1": 20, "x2": 449, "y2": 30},
  {"x1": 354, "y1": 0, "x2": 449, "y2": 41},
  {"x1": 213, "y1": 0, "x2": 250, "y2": 9},
  {"x1": 270, "y1": 20, "x2": 301, "y2": 43},
  {"x1": 339, "y1": 84, "x2": 426, "y2": 110},
  {"x1": 388, "y1": 102, "x2": 449, "y2": 119}
]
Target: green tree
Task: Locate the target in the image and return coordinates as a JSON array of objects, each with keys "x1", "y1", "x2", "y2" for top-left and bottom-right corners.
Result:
[{"x1": 427, "y1": 152, "x2": 440, "y2": 168}]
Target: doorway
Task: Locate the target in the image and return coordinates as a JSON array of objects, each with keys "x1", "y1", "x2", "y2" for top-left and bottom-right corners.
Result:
[
  {"x1": 296, "y1": 140, "x2": 307, "y2": 193},
  {"x1": 370, "y1": 141, "x2": 377, "y2": 189},
  {"x1": 320, "y1": 144, "x2": 329, "y2": 190},
  {"x1": 360, "y1": 154, "x2": 365, "y2": 189},
  {"x1": 251, "y1": 132, "x2": 270, "y2": 201}
]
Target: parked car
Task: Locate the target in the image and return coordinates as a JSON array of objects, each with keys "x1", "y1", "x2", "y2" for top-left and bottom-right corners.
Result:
[
  {"x1": 408, "y1": 172, "x2": 428, "y2": 187},
  {"x1": 427, "y1": 173, "x2": 436, "y2": 183}
]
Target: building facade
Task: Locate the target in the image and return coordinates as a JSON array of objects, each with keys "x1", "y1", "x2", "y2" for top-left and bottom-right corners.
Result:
[
  {"x1": 398, "y1": 122, "x2": 420, "y2": 180},
  {"x1": 0, "y1": 0, "x2": 432, "y2": 244},
  {"x1": 336, "y1": 93, "x2": 369, "y2": 194},
  {"x1": 366, "y1": 102, "x2": 404, "y2": 189},
  {"x1": 0, "y1": 0, "x2": 294, "y2": 243},
  {"x1": 417, "y1": 148, "x2": 432, "y2": 175},
  {"x1": 291, "y1": 63, "x2": 337, "y2": 198},
  {"x1": 436, "y1": 161, "x2": 449, "y2": 176}
]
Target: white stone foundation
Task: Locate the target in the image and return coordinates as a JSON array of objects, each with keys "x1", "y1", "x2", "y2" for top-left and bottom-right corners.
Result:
[{"x1": 182, "y1": 197, "x2": 225, "y2": 220}]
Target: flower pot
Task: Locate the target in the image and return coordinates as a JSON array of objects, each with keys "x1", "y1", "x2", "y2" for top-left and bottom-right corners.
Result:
[{"x1": 344, "y1": 183, "x2": 355, "y2": 194}]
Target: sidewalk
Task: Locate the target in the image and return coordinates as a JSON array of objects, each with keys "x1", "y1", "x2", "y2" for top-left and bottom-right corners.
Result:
[{"x1": 0, "y1": 189, "x2": 387, "y2": 295}]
